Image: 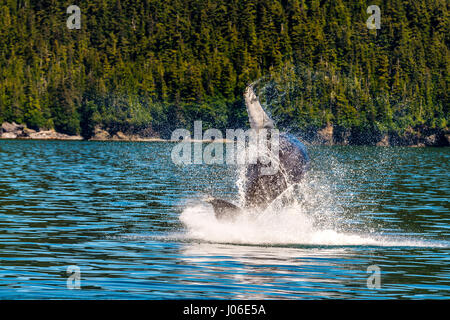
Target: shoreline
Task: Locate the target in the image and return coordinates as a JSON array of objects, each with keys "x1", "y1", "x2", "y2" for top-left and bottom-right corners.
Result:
[
  {"x1": 1, "y1": 121, "x2": 449, "y2": 147},
  {"x1": 1, "y1": 135, "x2": 448, "y2": 147}
]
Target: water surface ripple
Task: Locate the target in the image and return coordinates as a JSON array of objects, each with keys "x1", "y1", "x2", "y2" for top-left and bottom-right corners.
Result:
[{"x1": 0, "y1": 141, "x2": 448, "y2": 299}]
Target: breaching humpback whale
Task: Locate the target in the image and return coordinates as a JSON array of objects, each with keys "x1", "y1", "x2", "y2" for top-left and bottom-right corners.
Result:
[{"x1": 208, "y1": 85, "x2": 310, "y2": 220}]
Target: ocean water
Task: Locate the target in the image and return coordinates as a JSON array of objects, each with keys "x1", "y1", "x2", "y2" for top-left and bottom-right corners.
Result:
[{"x1": 0, "y1": 140, "x2": 448, "y2": 299}]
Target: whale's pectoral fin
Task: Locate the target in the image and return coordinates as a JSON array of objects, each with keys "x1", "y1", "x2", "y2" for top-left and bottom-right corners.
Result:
[
  {"x1": 206, "y1": 198, "x2": 242, "y2": 221},
  {"x1": 244, "y1": 85, "x2": 274, "y2": 130}
]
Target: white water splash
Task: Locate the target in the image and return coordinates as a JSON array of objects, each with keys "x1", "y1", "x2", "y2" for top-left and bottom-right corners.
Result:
[
  {"x1": 178, "y1": 129, "x2": 447, "y2": 248},
  {"x1": 179, "y1": 203, "x2": 445, "y2": 247}
]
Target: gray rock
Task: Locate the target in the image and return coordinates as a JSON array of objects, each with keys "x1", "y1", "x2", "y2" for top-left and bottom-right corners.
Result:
[
  {"x1": 424, "y1": 134, "x2": 437, "y2": 146},
  {"x1": 1, "y1": 132, "x2": 17, "y2": 139},
  {"x1": 28, "y1": 129, "x2": 82, "y2": 140},
  {"x1": 90, "y1": 126, "x2": 110, "y2": 140},
  {"x1": 376, "y1": 135, "x2": 390, "y2": 146},
  {"x1": 21, "y1": 127, "x2": 37, "y2": 137},
  {"x1": 316, "y1": 124, "x2": 333, "y2": 145},
  {"x1": 1, "y1": 122, "x2": 25, "y2": 135},
  {"x1": 2, "y1": 122, "x2": 17, "y2": 132}
]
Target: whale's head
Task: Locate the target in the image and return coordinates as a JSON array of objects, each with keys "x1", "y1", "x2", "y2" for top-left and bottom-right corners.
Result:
[{"x1": 244, "y1": 85, "x2": 274, "y2": 130}]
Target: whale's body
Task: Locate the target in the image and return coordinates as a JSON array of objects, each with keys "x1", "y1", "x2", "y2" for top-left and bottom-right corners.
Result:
[
  {"x1": 244, "y1": 132, "x2": 309, "y2": 209},
  {"x1": 208, "y1": 85, "x2": 309, "y2": 220}
]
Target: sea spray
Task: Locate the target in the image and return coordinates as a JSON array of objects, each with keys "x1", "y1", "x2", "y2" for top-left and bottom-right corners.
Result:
[
  {"x1": 178, "y1": 148, "x2": 447, "y2": 247},
  {"x1": 179, "y1": 202, "x2": 444, "y2": 247}
]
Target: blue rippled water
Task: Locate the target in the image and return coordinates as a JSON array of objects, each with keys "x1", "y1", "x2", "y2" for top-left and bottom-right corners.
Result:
[{"x1": 0, "y1": 140, "x2": 449, "y2": 299}]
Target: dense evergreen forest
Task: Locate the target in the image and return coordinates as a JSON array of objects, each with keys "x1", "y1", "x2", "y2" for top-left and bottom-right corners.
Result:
[{"x1": 0, "y1": 0, "x2": 448, "y2": 144}]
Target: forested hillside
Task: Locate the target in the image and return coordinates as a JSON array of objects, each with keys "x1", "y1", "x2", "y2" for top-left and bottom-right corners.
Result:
[{"x1": 0, "y1": 0, "x2": 448, "y2": 144}]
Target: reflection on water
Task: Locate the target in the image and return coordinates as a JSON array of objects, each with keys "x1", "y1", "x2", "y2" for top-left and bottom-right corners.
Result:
[
  {"x1": 0, "y1": 140, "x2": 449, "y2": 299},
  {"x1": 179, "y1": 241, "x2": 450, "y2": 299},
  {"x1": 180, "y1": 243, "x2": 359, "y2": 299}
]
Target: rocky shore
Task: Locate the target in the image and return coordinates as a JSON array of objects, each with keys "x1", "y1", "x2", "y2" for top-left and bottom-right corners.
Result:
[
  {"x1": 307, "y1": 123, "x2": 450, "y2": 147},
  {"x1": 1, "y1": 122, "x2": 83, "y2": 140},
  {"x1": 88, "y1": 126, "x2": 166, "y2": 142},
  {"x1": 1, "y1": 121, "x2": 449, "y2": 146}
]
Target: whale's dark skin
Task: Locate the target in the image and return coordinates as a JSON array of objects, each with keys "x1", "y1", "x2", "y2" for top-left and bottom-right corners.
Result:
[
  {"x1": 244, "y1": 133, "x2": 309, "y2": 209},
  {"x1": 207, "y1": 86, "x2": 310, "y2": 220}
]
